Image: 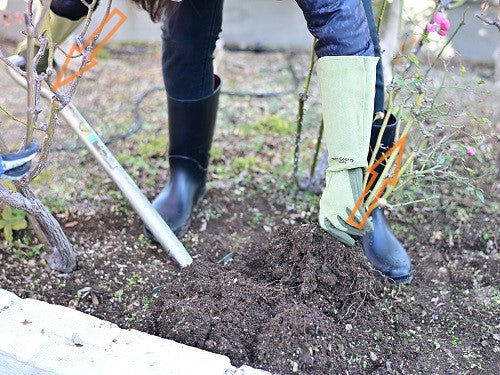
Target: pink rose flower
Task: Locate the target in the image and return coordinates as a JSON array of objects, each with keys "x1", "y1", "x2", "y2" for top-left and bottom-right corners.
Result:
[
  {"x1": 433, "y1": 12, "x2": 446, "y2": 25},
  {"x1": 426, "y1": 23, "x2": 436, "y2": 32},
  {"x1": 466, "y1": 147, "x2": 476, "y2": 157},
  {"x1": 440, "y1": 18, "x2": 450, "y2": 31}
]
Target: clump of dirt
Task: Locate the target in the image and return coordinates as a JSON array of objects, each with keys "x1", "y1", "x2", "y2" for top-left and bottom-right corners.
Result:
[
  {"x1": 252, "y1": 224, "x2": 383, "y2": 316},
  {"x1": 143, "y1": 224, "x2": 385, "y2": 373}
]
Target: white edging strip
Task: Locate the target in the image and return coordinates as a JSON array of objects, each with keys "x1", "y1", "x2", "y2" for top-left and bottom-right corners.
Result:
[{"x1": 0, "y1": 289, "x2": 269, "y2": 375}]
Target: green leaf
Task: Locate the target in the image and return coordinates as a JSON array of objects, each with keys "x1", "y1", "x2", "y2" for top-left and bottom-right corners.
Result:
[
  {"x1": 3, "y1": 226, "x2": 13, "y2": 243},
  {"x1": 475, "y1": 189, "x2": 485, "y2": 204},
  {"x1": 0, "y1": 206, "x2": 28, "y2": 242},
  {"x1": 2, "y1": 205, "x2": 12, "y2": 220},
  {"x1": 11, "y1": 219, "x2": 27, "y2": 231}
]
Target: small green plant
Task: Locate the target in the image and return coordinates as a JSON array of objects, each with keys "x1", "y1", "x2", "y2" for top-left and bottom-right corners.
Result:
[
  {"x1": 0, "y1": 205, "x2": 28, "y2": 243},
  {"x1": 126, "y1": 272, "x2": 142, "y2": 286},
  {"x1": 127, "y1": 312, "x2": 138, "y2": 323},
  {"x1": 258, "y1": 115, "x2": 294, "y2": 136},
  {"x1": 137, "y1": 233, "x2": 151, "y2": 246},
  {"x1": 114, "y1": 289, "x2": 124, "y2": 302},
  {"x1": 450, "y1": 336, "x2": 461, "y2": 347},
  {"x1": 231, "y1": 155, "x2": 265, "y2": 172},
  {"x1": 108, "y1": 189, "x2": 132, "y2": 216},
  {"x1": 141, "y1": 296, "x2": 153, "y2": 309}
]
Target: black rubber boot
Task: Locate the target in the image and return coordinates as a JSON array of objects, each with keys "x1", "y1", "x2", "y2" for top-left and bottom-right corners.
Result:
[
  {"x1": 146, "y1": 75, "x2": 221, "y2": 239},
  {"x1": 362, "y1": 114, "x2": 413, "y2": 284}
]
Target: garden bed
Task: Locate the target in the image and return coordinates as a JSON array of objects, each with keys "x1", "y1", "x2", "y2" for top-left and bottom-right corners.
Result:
[{"x1": 0, "y1": 42, "x2": 498, "y2": 374}]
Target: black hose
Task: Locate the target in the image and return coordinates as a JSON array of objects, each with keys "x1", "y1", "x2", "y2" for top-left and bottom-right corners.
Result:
[{"x1": 52, "y1": 49, "x2": 301, "y2": 152}]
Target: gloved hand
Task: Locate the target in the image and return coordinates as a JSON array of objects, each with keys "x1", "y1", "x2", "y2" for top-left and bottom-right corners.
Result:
[
  {"x1": 0, "y1": 142, "x2": 39, "y2": 180},
  {"x1": 316, "y1": 56, "x2": 379, "y2": 247},
  {"x1": 319, "y1": 167, "x2": 372, "y2": 247}
]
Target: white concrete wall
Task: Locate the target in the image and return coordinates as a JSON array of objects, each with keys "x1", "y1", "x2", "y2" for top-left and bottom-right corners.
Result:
[
  {"x1": 0, "y1": 0, "x2": 310, "y2": 47},
  {"x1": 0, "y1": 289, "x2": 269, "y2": 375},
  {"x1": 0, "y1": 1, "x2": 496, "y2": 61}
]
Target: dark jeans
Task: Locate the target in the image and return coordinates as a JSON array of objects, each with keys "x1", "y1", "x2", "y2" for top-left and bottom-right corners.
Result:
[
  {"x1": 50, "y1": 0, "x2": 385, "y2": 111},
  {"x1": 162, "y1": 0, "x2": 385, "y2": 112}
]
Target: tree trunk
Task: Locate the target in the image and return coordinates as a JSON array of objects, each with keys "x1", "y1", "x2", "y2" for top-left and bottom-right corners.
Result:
[{"x1": 18, "y1": 185, "x2": 76, "y2": 272}]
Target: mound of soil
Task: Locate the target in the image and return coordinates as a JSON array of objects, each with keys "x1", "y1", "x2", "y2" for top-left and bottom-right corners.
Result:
[{"x1": 142, "y1": 224, "x2": 386, "y2": 373}]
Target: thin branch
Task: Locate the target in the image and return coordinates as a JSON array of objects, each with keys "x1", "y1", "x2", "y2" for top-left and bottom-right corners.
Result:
[
  {"x1": 78, "y1": 0, "x2": 100, "y2": 38},
  {"x1": 475, "y1": 13, "x2": 500, "y2": 30},
  {"x1": 29, "y1": 100, "x2": 59, "y2": 180},
  {"x1": 0, "y1": 48, "x2": 27, "y2": 77},
  {"x1": 377, "y1": 0, "x2": 389, "y2": 34},
  {"x1": 0, "y1": 135, "x2": 8, "y2": 153},
  {"x1": 0, "y1": 104, "x2": 28, "y2": 126},
  {"x1": 475, "y1": 0, "x2": 500, "y2": 31}
]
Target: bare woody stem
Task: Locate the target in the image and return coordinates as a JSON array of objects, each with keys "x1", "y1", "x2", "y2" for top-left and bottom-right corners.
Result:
[
  {"x1": 50, "y1": 0, "x2": 112, "y2": 105},
  {"x1": 377, "y1": 0, "x2": 388, "y2": 34},
  {"x1": 476, "y1": 1, "x2": 500, "y2": 31},
  {"x1": 0, "y1": 104, "x2": 28, "y2": 126},
  {"x1": 0, "y1": 135, "x2": 8, "y2": 153},
  {"x1": 29, "y1": 99, "x2": 59, "y2": 181},
  {"x1": 294, "y1": 38, "x2": 317, "y2": 182},
  {"x1": 25, "y1": 0, "x2": 36, "y2": 144}
]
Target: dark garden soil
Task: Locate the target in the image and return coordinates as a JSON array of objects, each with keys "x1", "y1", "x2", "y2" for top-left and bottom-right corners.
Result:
[
  {"x1": 140, "y1": 220, "x2": 500, "y2": 374},
  {"x1": 0, "y1": 41, "x2": 498, "y2": 374},
  {"x1": 141, "y1": 224, "x2": 385, "y2": 373}
]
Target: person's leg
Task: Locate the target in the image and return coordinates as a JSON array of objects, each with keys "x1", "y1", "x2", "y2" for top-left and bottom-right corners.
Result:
[
  {"x1": 295, "y1": 0, "x2": 377, "y2": 246},
  {"x1": 361, "y1": 0, "x2": 412, "y2": 284},
  {"x1": 162, "y1": 0, "x2": 223, "y2": 100},
  {"x1": 17, "y1": 0, "x2": 98, "y2": 72},
  {"x1": 295, "y1": 0, "x2": 374, "y2": 58},
  {"x1": 49, "y1": 0, "x2": 99, "y2": 20},
  {"x1": 147, "y1": 0, "x2": 224, "y2": 239},
  {"x1": 295, "y1": 0, "x2": 412, "y2": 283}
]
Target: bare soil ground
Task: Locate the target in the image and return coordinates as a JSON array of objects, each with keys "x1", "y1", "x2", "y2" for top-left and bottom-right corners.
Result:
[{"x1": 0, "y1": 41, "x2": 498, "y2": 374}]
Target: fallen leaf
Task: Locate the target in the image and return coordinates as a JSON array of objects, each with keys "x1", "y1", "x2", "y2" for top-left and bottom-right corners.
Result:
[{"x1": 64, "y1": 221, "x2": 78, "y2": 228}]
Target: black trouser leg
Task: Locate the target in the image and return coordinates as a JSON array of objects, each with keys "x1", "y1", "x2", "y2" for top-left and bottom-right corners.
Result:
[
  {"x1": 147, "y1": 0, "x2": 224, "y2": 238},
  {"x1": 161, "y1": 0, "x2": 224, "y2": 100}
]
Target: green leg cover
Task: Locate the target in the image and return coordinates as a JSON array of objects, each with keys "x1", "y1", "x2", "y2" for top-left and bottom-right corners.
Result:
[
  {"x1": 17, "y1": 1, "x2": 84, "y2": 73},
  {"x1": 317, "y1": 56, "x2": 378, "y2": 246}
]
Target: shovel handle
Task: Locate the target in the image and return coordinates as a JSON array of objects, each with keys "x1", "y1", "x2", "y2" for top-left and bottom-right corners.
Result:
[{"x1": 6, "y1": 63, "x2": 193, "y2": 268}]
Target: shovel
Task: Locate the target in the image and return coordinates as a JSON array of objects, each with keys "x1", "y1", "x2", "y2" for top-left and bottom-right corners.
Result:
[{"x1": 5, "y1": 56, "x2": 193, "y2": 268}]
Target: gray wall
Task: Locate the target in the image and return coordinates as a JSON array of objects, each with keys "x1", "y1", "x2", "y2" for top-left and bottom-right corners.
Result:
[{"x1": 1, "y1": 0, "x2": 497, "y2": 62}]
